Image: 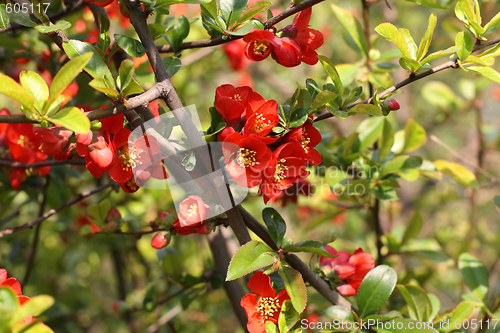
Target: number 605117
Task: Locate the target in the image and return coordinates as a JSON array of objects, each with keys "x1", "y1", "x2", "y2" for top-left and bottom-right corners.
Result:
[{"x1": 5, "y1": 2, "x2": 50, "y2": 14}]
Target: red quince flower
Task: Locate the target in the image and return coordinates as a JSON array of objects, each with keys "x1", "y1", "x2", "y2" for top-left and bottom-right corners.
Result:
[
  {"x1": 0, "y1": 269, "x2": 37, "y2": 324},
  {"x1": 222, "y1": 132, "x2": 272, "y2": 187},
  {"x1": 319, "y1": 246, "x2": 375, "y2": 296},
  {"x1": 244, "y1": 92, "x2": 279, "y2": 143},
  {"x1": 77, "y1": 215, "x2": 102, "y2": 234},
  {"x1": 33, "y1": 126, "x2": 75, "y2": 160},
  {"x1": 260, "y1": 143, "x2": 310, "y2": 204},
  {"x1": 215, "y1": 84, "x2": 253, "y2": 127},
  {"x1": 5, "y1": 124, "x2": 47, "y2": 163},
  {"x1": 282, "y1": 117, "x2": 322, "y2": 165},
  {"x1": 270, "y1": 37, "x2": 302, "y2": 67},
  {"x1": 223, "y1": 39, "x2": 253, "y2": 71},
  {"x1": 177, "y1": 195, "x2": 210, "y2": 227},
  {"x1": 240, "y1": 271, "x2": 290, "y2": 333},
  {"x1": 243, "y1": 30, "x2": 275, "y2": 62},
  {"x1": 281, "y1": 8, "x2": 324, "y2": 65}
]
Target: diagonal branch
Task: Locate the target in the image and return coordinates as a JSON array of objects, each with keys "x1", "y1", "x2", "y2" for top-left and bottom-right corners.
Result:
[{"x1": 0, "y1": 158, "x2": 85, "y2": 168}]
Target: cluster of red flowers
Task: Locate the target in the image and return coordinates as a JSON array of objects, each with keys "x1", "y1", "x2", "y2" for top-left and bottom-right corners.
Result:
[
  {"x1": 241, "y1": 271, "x2": 290, "y2": 333},
  {"x1": 0, "y1": 268, "x2": 38, "y2": 325},
  {"x1": 243, "y1": 8, "x2": 323, "y2": 67},
  {"x1": 215, "y1": 84, "x2": 322, "y2": 204},
  {"x1": 319, "y1": 246, "x2": 375, "y2": 296}
]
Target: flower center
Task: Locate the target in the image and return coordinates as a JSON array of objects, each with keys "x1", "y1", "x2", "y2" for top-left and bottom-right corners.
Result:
[
  {"x1": 236, "y1": 148, "x2": 259, "y2": 168},
  {"x1": 253, "y1": 41, "x2": 269, "y2": 55},
  {"x1": 253, "y1": 114, "x2": 272, "y2": 133},
  {"x1": 301, "y1": 129, "x2": 310, "y2": 153},
  {"x1": 256, "y1": 296, "x2": 280, "y2": 320},
  {"x1": 273, "y1": 158, "x2": 288, "y2": 182},
  {"x1": 119, "y1": 146, "x2": 143, "y2": 171},
  {"x1": 186, "y1": 203, "x2": 198, "y2": 218},
  {"x1": 17, "y1": 135, "x2": 34, "y2": 149},
  {"x1": 231, "y1": 94, "x2": 242, "y2": 101}
]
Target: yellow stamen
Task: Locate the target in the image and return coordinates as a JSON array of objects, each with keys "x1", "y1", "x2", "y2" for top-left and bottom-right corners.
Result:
[
  {"x1": 253, "y1": 41, "x2": 269, "y2": 55},
  {"x1": 254, "y1": 114, "x2": 272, "y2": 132},
  {"x1": 119, "y1": 146, "x2": 144, "y2": 171},
  {"x1": 231, "y1": 94, "x2": 242, "y2": 101},
  {"x1": 302, "y1": 129, "x2": 310, "y2": 153},
  {"x1": 274, "y1": 158, "x2": 288, "y2": 182},
  {"x1": 186, "y1": 203, "x2": 198, "y2": 218},
  {"x1": 256, "y1": 297, "x2": 280, "y2": 321},
  {"x1": 236, "y1": 148, "x2": 259, "y2": 168},
  {"x1": 16, "y1": 135, "x2": 34, "y2": 149}
]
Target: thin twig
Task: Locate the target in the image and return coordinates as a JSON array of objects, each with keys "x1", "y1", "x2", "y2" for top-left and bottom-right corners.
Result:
[
  {"x1": 156, "y1": 0, "x2": 325, "y2": 54},
  {"x1": 0, "y1": 182, "x2": 117, "y2": 237},
  {"x1": 0, "y1": 158, "x2": 85, "y2": 168}
]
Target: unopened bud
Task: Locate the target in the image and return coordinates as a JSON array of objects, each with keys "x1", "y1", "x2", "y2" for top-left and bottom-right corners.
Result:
[
  {"x1": 107, "y1": 208, "x2": 121, "y2": 221},
  {"x1": 156, "y1": 211, "x2": 173, "y2": 227},
  {"x1": 151, "y1": 231, "x2": 171, "y2": 249},
  {"x1": 196, "y1": 222, "x2": 213, "y2": 235},
  {"x1": 384, "y1": 98, "x2": 400, "y2": 111}
]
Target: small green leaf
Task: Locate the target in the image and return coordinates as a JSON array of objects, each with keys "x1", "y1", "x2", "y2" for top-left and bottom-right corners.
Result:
[
  {"x1": 9, "y1": 295, "x2": 54, "y2": 325},
  {"x1": 89, "y1": 78, "x2": 119, "y2": 99},
  {"x1": 331, "y1": 4, "x2": 368, "y2": 56},
  {"x1": 88, "y1": 199, "x2": 111, "y2": 223},
  {"x1": 458, "y1": 253, "x2": 489, "y2": 302},
  {"x1": 48, "y1": 107, "x2": 91, "y2": 134},
  {"x1": 404, "y1": 0, "x2": 448, "y2": 9},
  {"x1": 311, "y1": 91, "x2": 338, "y2": 111},
  {"x1": 421, "y1": 46, "x2": 461, "y2": 65},
  {"x1": 455, "y1": 31, "x2": 474, "y2": 61},
  {"x1": 483, "y1": 11, "x2": 500, "y2": 35},
  {"x1": 0, "y1": 286, "x2": 19, "y2": 312},
  {"x1": 0, "y1": 4, "x2": 9, "y2": 29},
  {"x1": 318, "y1": 56, "x2": 344, "y2": 99},
  {"x1": 226, "y1": 241, "x2": 276, "y2": 281},
  {"x1": 278, "y1": 300, "x2": 300, "y2": 333},
  {"x1": 237, "y1": 1, "x2": 271, "y2": 25},
  {"x1": 417, "y1": 14, "x2": 437, "y2": 61},
  {"x1": 278, "y1": 264, "x2": 307, "y2": 313},
  {"x1": 122, "y1": 78, "x2": 144, "y2": 97},
  {"x1": 402, "y1": 211, "x2": 422, "y2": 244},
  {"x1": 324, "y1": 305, "x2": 354, "y2": 322},
  {"x1": 289, "y1": 108, "x2": 308, "y2": 128},
  {"x1": 162, "y1": 56, "x2": 182, "y2": 78},
  {"x1": 357, "y1": 265, "x2": 398, "y2": 318},
  {"x1": 397, "y1": 284, "x2": 432, "y2": 322},
  {"x1": 0, "y1": 74, "x2": 35, "y2": 111},
  {"x1": 46, "y1": 95, "x2": 65, "y2": 117},
  {"x1": 284, "y1": 240, "x2": 334, "y2": 257},
  {"x1": 375, "y1": 23, "x2": 411, "y2": 58},
  {"x1": 428, "y1": 293, "x2": 440, "y2": 321},
  {"x1": 350, "y1": 104, "x2": 383, "y2": 116},
  {"x1": 35, "y1": 20, "x2": 71, "y2": 33},
  {"x1": 172, "y1": 16, "x2": 190, "y2": 50},
  {"x1": 495, "y1": 196, "x2": 500, "y2": 211},
  {"x1": 379, "y1": 119, "x2": 394, "y2": 161},
  {"x1": 20, "y1": 71, "x2": 49, "y2": 112},
  {"x1": 262, "y1": 208, "x2": 287, "y2": 248},
  {"x1": 436, "y1": 301, "x2": 474, "y2": 333},
  {"x1": 399, "y1": 28, "x2": 418, "y2": 60},
  {"x1": 118, "y1": 59, "x2": 135, "y2": 92},
  {"x1": 219, "y1": 0, "x2": 248, "y2": 27},
  {"x1": 115, "y1": 34, "x2": 146, "y2": 57},
  {"x1": 50, "y1": 52, "x2": 92, "y2": 106},
  {"x1": 403, "y1": 119, "x2": 426, "y2": 153},
  {"x1": 381, "y1": 155, "x2": 423, "y2": 177},
  {"x1": 265, "y1": 321, "x2": 279, "y2": 333},
  {"x1": 421, "y1": 81, "x2": 459, "y2": 109},
  {"x1": 399, "y1": 58, "x2": 422, "y2": 72},
  {"x1": 358, "y1": 117, "x2": 385, "y2": 148},
  {"x1": 433, "y1": 160, "x2": 478, "y2": 189},
  {"x1": 467, "y1": 65, "x2": 500, "y2": 84}
]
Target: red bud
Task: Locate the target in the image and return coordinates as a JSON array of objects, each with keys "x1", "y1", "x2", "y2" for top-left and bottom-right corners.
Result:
[
  {"x1": 385, "y1": 98, "x2": 400, "y2": 111},
  {"x1": 151, "y1": 231, "x2": 171, "y2": 249}
]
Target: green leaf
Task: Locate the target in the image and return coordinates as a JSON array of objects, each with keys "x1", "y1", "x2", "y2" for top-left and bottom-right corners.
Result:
[
  {"x1": 98, "y1": 13, "x2": 110, "y2": 53},
  {"x1": 0, "y1": 74, "x2": 35, "y2": 111},
  {"x1": 318, "y1": 56, "x2": 344, "y2": 99},
  {"x1": 20, "y1": 71, "x2": 49, "y2": 112},
  {"x1": 0, "y1": 286, "x2": 19, "y2": 312},
  {"x1": 162, "y1": 56, "x2": 182, "y2": 78},
  {"x1": 219, "y1": 0, "x2": 248, "y2": 27},
  {"x1": 122, "y1": 78, "x2": 144, "y2": 97},
  {"x1": 433, "y1": 160, "x2": 478, "y2": 189},
  {"x1": 331, "y1": 4, "x2": 368, "y2": 56},
  {"x1": 428, "y1": 293, "x2": 440, "y2": 321},
  {"x1": 278, "y1": 300, "x2": 300, "y2": 333},
  {"x1": 311, "y1": 91, "x2": 338, "y2": 111},
  {"x1": 172, "y1": 16, "x2": 190, "y2": 50},
  {"x1": 357, "y1": 265, "x2": 398, "y2": 318},
  {"x1": 483, "y1": 11, "x2": 500, "y2": 35},
  {"x1": 115, "y1": 34, "x2": 146, "y2": 57},
  {"x1": 421, "y1": 46, "x2": 461, "y2": 65},
  {"x1": 455, "y1": 0, "x2": 477, "y2": 24},
  {"x1": 375, "y1": 23, "x2": 411, "y2": 58},
  {"x1": 350, "y1": 104, "x2": 383, "y2": 116},
  {"x1": 379, "y1": 119, "x2": 394, "y2": 161},
  {"x1": 467, "y1": 65, "x2": 500, "y2": 84},
  {"x1": 436, "y1": 301, "x2": 474, "y2": 333},
  {"x1": 50, "y1": 52, "x2": 92, "y2": 106},
  {"x1": 399, "y1": 58, "x2": 422, "y2": 72},
  {"x1": 358, "y1": 117, "x2": 384, "y2": 148},
  {"x1": 63, "y1": 40, "x2": 115, "y2": 88},
  {"x1": 48, "y1": 107, "x2": 91, "y2": 134},
  {"x1": 262, "y1": 208, "x2": 287, "y2": 248},
  {"x1": 34, "y1": 20, "x2": 71, "y2": 33},
  {"x1": 417, "y1": 14, "x2": 437, "y2": 61},
  {"x1": 324, "y1": 305, "x2": 354, "y2": 322},
  {"x1": 278, "y1": 264, "x2": 307, "y2": 313},
  {"x1": 399, "y1": 28, "x2": 418, "y2": 60},
  {"x1": 12, "y1": 321, "x2": 56, "y2": 333},
  {"x1": 117, "y1": 59, "x2": 135, "y2": 93},
  {"x1": 495, "y1": 196, "x2": 500, "y2": 211},
  {"x1": 46, "y1": 95, "x2": 65, "y2": 117},
  {"x1": 458, "y1": 253, "x2": 489, "y2": 302},
  {"x1": 404, "y1": 0, "x2": 448, "y2": 9},
  {"x1": 402, "y1": 211, "x2": 422, "y2": 244},
  {"x1": 7, "y1": 9, "x2": 38, "y2": 27},
  {"x1": 421, "y1": 81, "x2": 458, "y2": 108},
  {"x1": 403, "y1": 119, "x2": 426, "y2": 153},
  {"x1": 381, "y1": 155, "x2": 422, "y2": 177},
  {"x1": 265, "y1": 321, "x2": 279, "y2": 333},
  {"x1": 289, "y1": 108, "x2": 308, "y2": 128},
  {"x1": 226, "y1": 241, "x2": 276, "y2": 281},
  {"x1": 285, "y1": 240, "x2": 334, "y2": 257},
  {"x1": 9, "y1": 295, "x2": 54, "y2": 325},
  {"x1": 237, "y1": 1, "x2": 271, "y2": 25},
  {"x1": 397, "y1": 284, "x2": 432, "y2": 322},
  {"x1": 455, "y1": 31, "x2": 474, "y2": 61},
  {"x1": 89, "y1": 78, "x2": 119, "y2": 99},
  {"x1": 0, "y1": 4, "x2": 9, "y2": 29}
]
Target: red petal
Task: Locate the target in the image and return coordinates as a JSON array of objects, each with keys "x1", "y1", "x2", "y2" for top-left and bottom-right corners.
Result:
[
  {"x1": 0, "y1": 269, "x2": 6, "y2": 283},
  {"x1": 240, "y1": 293, "x2": 259, "y2": 320},
  {"x1": 247, "y1": 271, "x2": 275, "y2": 297},
  {"x1": 2, "y1": 277, "x2": 22, "y2": 296}
]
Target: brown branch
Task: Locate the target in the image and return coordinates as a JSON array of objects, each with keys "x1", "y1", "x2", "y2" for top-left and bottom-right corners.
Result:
[
  {"x1": 157, "y1": 0, "x2": 325, "y2": 53},
  {"x1": 22, "y1": 177, "x2": 50, "y2": 286},
  {"x1": 0, "y1": 158, "x2": 85, "y2": 168},
  {"x1": 237, "y1": 205, "x2": 356, "y2": 312},
  {"x1": 0, "y1": 182, "x2": 117, "y2": 237}
]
